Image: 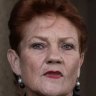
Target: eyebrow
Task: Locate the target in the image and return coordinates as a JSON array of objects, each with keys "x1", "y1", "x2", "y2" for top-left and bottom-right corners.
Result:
[
  {"x1": 59, "y1": 37, "x2": 77, "y2": 43},
  {"x1": 30, "y1": 36, "x2": 77, "y2": 42},
  {"x1": 28, "y1": 36, "x2": 48, "y2": 42}
]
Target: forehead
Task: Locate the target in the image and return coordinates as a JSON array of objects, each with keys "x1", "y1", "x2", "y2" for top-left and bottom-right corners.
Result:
[{"x1": 22, "y1": 15, "x2": 79, "y2": 41}]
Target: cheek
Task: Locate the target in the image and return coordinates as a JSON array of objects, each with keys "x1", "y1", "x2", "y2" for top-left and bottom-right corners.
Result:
[
  {"x1": 19, "y1": 52, "x2": 46, "y2": 76},
  {"x1": 20, "y1": 57, "x2": 37, "y2": 73},
  {"x1": 64, "y1": 54, "x2": 81, "y2": 78},
  {"x1": 62, "y1": 55, "x2": 81, "y2": 90},
  {"x1": 19, "y1": 51, "x2": 48, "y2": 89},
  {"x1": 19, "y1": 54, "x2": 41, "y2": 86},
  {"x1": 69, "y1": 59, "x2": 80, "y2": 76}
]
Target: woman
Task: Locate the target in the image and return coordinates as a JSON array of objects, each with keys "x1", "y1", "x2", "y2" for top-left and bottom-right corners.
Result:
[{"x1": 7, "y1": 0, "x2": 87, "y2": 96}]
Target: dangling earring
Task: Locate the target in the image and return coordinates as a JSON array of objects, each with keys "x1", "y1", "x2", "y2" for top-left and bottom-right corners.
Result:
[
  {"x1": 18, "y1": 75, "x2": 25, "y2": 88},
  {"x1": 76, "y1": 79, "x2": 80, "y2": 91},
  {"x1": 73, "y1": 79, "x2": 80, "y2": 96}
]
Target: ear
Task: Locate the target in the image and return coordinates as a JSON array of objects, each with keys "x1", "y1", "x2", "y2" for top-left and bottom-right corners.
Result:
[
  {"x1": 77, "y1": 53, "x2": 85, "y2": 77},
  {"x1": 7, "y1": 49, "x2": 21, "y2": 75},
  {"x1": 80, "y1": 52, "x2": 85, "y2": 66}
]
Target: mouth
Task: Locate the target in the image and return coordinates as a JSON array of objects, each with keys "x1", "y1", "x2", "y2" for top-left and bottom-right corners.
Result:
[{"x1": 43, "y1": 70, "x2": 63, "y2": 79}]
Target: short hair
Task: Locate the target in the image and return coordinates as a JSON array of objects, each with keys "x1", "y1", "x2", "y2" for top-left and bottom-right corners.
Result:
[{"x1": 8, "y1": 0, "x2": 87, "y2": 54}]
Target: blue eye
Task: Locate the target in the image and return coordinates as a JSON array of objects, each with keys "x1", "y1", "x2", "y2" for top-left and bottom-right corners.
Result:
[
  {"x1": 61, "y1": 43, "x2": 74, "y2": 50},
  {"x1": 31, "y1": 43, "x2": 46, "y2": 50}
]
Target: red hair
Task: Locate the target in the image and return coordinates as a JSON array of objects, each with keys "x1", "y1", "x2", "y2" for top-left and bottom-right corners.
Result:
[{"x1": 8, "y1": 0, "x2": 87, "y2": 53}]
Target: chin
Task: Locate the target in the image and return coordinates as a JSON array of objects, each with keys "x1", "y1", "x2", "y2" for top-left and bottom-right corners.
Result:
[
  {"x1": 40, "y1": 89, "x2": 72, "y2": 96},
  {"x1": 41, "y1": 91, "x2": 64, "y2": 96},
  {"x1": 40, "y1": 86, "x2": 66, "y2": 96}
]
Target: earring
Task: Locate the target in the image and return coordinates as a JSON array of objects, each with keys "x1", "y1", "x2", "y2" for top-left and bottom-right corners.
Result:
[
  {"x1": 18, "y1": 76, "x2": 25, "y2": 88},
  {"x1": 73, "y1": 79, "x2": 80, "y2": 96},
  {"x1": 76, "y1": 79, "x2": 80, "y2": 91}
]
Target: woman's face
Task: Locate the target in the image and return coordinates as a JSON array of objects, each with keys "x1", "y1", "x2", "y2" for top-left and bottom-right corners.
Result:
[{"x1": 8, "y1": 16, "x2": 84, "y2": 96}]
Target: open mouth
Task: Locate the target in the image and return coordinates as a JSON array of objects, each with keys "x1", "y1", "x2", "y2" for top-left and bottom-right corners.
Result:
[{"x1": 43, "y1": 71, "x2": 63, "y2": 79}]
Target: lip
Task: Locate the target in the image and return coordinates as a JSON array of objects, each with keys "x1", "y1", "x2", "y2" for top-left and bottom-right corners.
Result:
[{"x1": 43, "y1": 70, "x2": 63, "y2": 79}]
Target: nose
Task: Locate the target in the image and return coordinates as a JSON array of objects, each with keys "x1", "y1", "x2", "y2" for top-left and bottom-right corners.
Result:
[{"x1": 46, "y1": 47, "x2": 63, "y2": 64}]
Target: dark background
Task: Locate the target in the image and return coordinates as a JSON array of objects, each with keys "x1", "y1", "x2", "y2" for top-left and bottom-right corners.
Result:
[{"x1": 0, "y1": 0, "x2": 96, "y2": 96}]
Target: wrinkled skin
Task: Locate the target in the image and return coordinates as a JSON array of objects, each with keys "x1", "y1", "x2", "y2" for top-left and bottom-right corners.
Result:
[{"x1": 7, "y1": 15, "x2": 84, "y2": 96}]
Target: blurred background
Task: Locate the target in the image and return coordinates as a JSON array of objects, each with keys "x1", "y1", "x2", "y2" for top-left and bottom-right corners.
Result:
[{"x1": 0, "y1": 0, "x2": 96, "y2": 96}]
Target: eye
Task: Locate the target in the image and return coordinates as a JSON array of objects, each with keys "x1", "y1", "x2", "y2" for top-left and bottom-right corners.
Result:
[
  {"x1": 61, "y1": 43, "x2": 74, "y2": 50},
  {"x1": 31, "y1": 42, "x2": 46, "y2": 50}
]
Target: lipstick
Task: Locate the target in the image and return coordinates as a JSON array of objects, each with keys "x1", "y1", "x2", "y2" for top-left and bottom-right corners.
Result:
[{"x1": 44, "y1": 71, "x2": 63, "y2": 79}]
